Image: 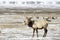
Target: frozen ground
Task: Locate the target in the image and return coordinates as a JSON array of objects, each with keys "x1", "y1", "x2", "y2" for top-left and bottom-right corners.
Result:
[
  {"x1": 0, "y1": 24, "x2": 60, "y2": 40},
  {"x1": 0, "y1": 15, "x2": 59, "y2": 40}
]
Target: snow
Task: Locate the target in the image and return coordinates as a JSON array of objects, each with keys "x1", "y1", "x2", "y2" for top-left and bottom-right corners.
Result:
[{"x1": 0, "y1": 24, "x2": 60, "y2": 40}]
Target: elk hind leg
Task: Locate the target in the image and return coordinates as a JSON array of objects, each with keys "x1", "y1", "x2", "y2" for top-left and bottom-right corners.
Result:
[{"x1": 43, "y1": 28, "x2": 48, "y2": 37}]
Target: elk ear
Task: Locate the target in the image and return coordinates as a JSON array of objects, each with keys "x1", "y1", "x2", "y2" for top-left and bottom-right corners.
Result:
[{"x1": 52, "y1": 17, "x2": 55, "y2": 19}]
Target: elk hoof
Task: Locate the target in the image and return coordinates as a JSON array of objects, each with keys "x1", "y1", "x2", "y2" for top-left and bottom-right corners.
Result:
[{"x1": 43, "y1": 35, "x2": 46, "y2": 37}]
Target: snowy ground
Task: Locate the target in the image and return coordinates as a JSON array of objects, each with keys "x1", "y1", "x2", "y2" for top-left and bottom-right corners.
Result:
[
  {"x1": 0, "y1": 15, "x2": 59, "y2": 40},
  {"x1": 0, "y1": 24, "x2": 60, "y2": 40}
]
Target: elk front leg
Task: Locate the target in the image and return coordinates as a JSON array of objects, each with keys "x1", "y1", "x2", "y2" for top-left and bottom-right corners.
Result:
[
  {"x1": 32, "y1": 29, "x2": 35, "y2": 37},
  {"x1": 36, "y1": 29, "x2": 38, "y2": 37}
]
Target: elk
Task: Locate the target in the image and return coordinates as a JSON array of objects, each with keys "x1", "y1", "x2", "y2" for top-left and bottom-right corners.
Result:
[{"x1": 23, "y1": 16, "x2": 56, "y2": 37}]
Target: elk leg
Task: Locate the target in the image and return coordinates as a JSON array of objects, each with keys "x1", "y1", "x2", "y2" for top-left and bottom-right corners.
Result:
[
  {"x1": 43, "y1": 28, "x2": 48, "y2": 37},
  {"x1": 36, "y1": 29, "x2": 38, "y2": 37},
  {"x1": 32, "y1": 29, "x2": 35, "y2": 37}
]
